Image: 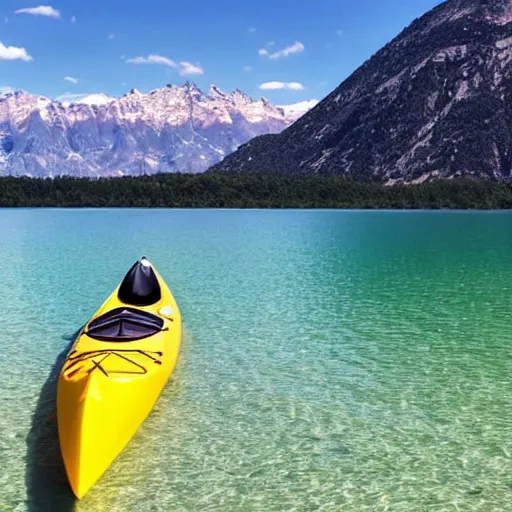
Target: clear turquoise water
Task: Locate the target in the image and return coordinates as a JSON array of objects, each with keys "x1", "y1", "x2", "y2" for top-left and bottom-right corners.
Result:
[{"x1": 1, "y1": 209, "x2": 512, "y2": 511}]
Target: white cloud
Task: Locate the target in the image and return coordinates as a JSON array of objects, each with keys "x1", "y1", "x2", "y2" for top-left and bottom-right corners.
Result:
[
  {"x1": 248, "y1": 27, "x2": 256, "y2": 33},
  {"x1": 283, "y1": 82, "x2": 305, "y2": 90},
  {"x1": 337, "y1": 29, "x2": 343, "y2": 37},
  {"x1": 243, "y1": 65, "x2": 252, "y2": 72},
  {"x1": 15, "y1": 6, "x2": 61, "y2": 19},
  {"x1": 64, "y1": 76, "x2": 78, "y2": 84},
  {"x1": 0, "y1": 86, "x2": 14, "y2": 94},
  {"x1": 179, "y1": 61, "x2": 204, "y2": 76},
  {"x1": 267, "y1": 41, "x2": 304, "y2": 60},
  {"x1": 71, "y1": 16, "x2": 76, "y2": 23},
  {"x1": 0, "y1": 42, "x2": 33, "y2": 61},
  {"x1": 108, "y1": 33, "x2": 115, "y2": 40},
  {"x1": 127, "y1": 54, "x2": 176, "y2": 67},
  {"x1": 126, "y1": 55, "x2": 204, "y2": 75},
  {"x1": 121, "y1": 82, "x2": 127, "y2": 87},
  {"x1": 259, "y1": 81, "x2": 304, "y2": 91},
  {"x1": 126, "y1": 54, "x2": 204, "y2": 76},
  {"x1": 267, "y1": 41, "x2": 275, "y2": 47},
  {"x1": 258, "y1": 48, "x2": 268, "y2": 56}
]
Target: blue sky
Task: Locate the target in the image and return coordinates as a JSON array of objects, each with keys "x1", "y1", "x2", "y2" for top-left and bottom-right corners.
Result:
[{"x1": 1, "y1": 0, "x2": 444, "y2": 104}]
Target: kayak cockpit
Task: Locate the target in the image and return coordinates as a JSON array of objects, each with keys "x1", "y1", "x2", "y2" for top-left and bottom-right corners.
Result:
[{"x1": 85, "y1": 307, "x2": 165, "y2": 342}]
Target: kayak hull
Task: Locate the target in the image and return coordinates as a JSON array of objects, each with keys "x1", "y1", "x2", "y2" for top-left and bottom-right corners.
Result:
[{"x1": 56, "y1": 258, "x2": 182, "y2": 499}]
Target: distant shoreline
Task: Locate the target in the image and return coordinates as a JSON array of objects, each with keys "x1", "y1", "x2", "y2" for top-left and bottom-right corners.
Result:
[{"x1": 1, "y1": 173, "x2": 511, "y2": 209}]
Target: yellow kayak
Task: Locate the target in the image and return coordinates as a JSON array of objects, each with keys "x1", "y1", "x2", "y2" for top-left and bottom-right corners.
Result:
[{"x1": 56, "y1": 257, "x2": 182, "y2": 499}]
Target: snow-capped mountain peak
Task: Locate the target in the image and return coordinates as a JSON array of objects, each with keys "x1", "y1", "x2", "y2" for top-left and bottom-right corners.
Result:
[
  {"x1": 0, "y1": 83, "x2": 317, "y2": 177},
  {"x1": 77, "y1": 93, "x2": 116, "y2": 106},
  {"x1": 208, "y1": 84, "x2": 227, "y2": 99}
]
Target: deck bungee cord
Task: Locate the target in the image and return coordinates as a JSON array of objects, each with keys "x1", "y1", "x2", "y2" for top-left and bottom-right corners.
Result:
[{"x1": 63, "y1": 349, "x2": 166, "y2": 377}]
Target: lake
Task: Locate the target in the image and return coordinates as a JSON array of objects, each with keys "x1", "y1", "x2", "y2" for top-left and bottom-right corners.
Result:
[{"x1": 1, "y1": 209, "x2": 511, "y2": 511}]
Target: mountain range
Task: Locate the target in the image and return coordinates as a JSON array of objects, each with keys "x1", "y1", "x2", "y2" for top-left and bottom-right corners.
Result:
[
  {"x1": 3, "y1": 0, "x2": 511, "y2": 183},
  {"x1": 0, "y1": 84, "x2": 317, "y2": 177},
  {"x1": 211, "y1": 0, "x2": 512, "y2": 184}
]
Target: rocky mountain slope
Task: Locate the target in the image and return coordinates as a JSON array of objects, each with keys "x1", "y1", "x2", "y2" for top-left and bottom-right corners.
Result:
[
  {"x1": 0, "y1": 84, "x2": 315, "y2": 177},
  {"x1": 210, "y1": 0, "x2": 512, "y2": 184}
]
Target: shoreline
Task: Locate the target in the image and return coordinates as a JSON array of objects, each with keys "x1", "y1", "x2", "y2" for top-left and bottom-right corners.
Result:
[{"x1": 1, "y1": 173, "x2": 512, "y2": 209}]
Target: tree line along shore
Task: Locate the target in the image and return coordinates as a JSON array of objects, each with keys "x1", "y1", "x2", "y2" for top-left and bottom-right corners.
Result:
[{"x1": 1, "y1": 173, "x2": 512, "y2": 209}]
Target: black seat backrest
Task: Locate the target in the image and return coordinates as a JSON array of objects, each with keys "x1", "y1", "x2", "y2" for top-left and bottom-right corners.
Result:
[{"x1": 118, "y1": 258, "x2": 162, "y2": 306}]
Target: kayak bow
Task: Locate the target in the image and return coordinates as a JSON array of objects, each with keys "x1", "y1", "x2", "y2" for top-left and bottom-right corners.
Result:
[{"x1": 56, "y1": 257, "x2": 182, "y2": 499}]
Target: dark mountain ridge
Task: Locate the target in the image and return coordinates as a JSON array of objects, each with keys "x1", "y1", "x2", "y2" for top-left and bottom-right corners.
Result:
[{"x1": 210, "y1": 0, "x2": 512, "y2": 183}]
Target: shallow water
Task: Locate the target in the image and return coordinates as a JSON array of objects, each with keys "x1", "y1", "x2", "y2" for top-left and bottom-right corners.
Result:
[{"x1": 0, "y1": 209, "x2": 511, "y2": 511}]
